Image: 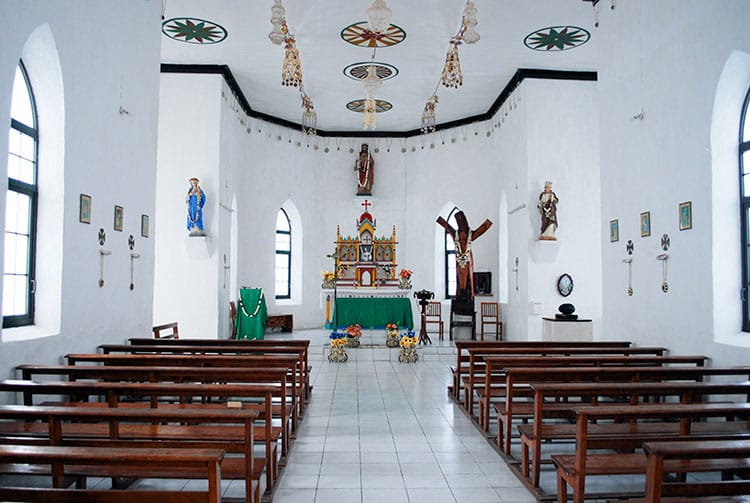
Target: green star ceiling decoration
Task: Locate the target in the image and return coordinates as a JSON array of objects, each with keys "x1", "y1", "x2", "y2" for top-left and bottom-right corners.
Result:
[
  {"x1": 162, "y1": 17, "x2": 228, "y2": 44},
  {"x1": 524, "y1": 26, "x2": 589, "y2": 51}
]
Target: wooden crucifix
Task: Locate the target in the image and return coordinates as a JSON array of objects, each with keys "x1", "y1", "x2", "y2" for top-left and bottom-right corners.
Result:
[{"x1": 436, "y1": 210, "x2": 493, "y2": 304}]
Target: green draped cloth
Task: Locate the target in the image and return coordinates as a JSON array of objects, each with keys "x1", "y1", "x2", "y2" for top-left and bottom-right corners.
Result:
[
  {"x1": 333, "y1": 297, "x2": 414, "y2": 330},
  {"x1": 235, "y1": 288, "x2": 267, "y2": 340}
]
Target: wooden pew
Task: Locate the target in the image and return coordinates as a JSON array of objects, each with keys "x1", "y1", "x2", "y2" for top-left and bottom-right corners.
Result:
[
  {"x1": 64, "y1": 353, "x2": 303, "y2": 428},
  {"x1": 475, "y1": 354, "x2": 707, "y2": 432},
  {"x1": 495, "y1": 365, "x2": 749, "y2": 457},
  {"x1": 101, "y1": 341, "x2": 312, "y2": 403},
  {"x1": 16, "y1": 364, "x2": 294, "y2": 458},
  {"x1": 450, "y1": 340, "x2": 633, "y2": 401},
  {"x1": 0, "y1": 379, "x2": 280, "y2": 492},
  {"x1": 0, "y1": 445, "x2": 224, "y2": 503},
  {"x1": 462, "y1": 347, "x2": 670, "y2": 420},
  {"x1": 518, "y1": 380, "x2": 750, "y2": 488},
  {"x1": 0, "y1": 404, "x2": 260, "y2": 503},
  {"x1": 551, "y1": 402, "x2": 750, "y2": 503}
]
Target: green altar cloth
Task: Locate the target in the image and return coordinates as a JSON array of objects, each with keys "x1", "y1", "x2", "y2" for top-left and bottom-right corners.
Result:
[
  {"x1": 235, "y1": 288, "x2": 267, "y2": 340},
  {"x1": 333, "y1": 297, "x2": 414, "y2": 330}
]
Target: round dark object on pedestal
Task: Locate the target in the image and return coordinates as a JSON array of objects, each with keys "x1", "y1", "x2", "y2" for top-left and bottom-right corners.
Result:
[{"x1": 558, "y1": 303, "x2": 576, "y2": 315}]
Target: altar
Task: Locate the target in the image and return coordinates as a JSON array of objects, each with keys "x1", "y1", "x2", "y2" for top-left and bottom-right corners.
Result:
[{"x1": 332, "y1": 296, "x2": 414, "y2": 330}]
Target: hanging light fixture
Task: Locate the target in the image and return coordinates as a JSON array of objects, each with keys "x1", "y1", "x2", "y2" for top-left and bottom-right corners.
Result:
[
  {"x1": 268, "y1": 0, "x2": 286, "y2": 45},
  {"x1": 461, "y1": 0, "x2": 480, "y2": 44},
  {"x1": 361, "y1": 65, "x2": 382, "y2": 99},
  {"x1": 421, "y1": 95, "x2": 439, "y2": 134},
  {"x1": 362, "y1": 98, "x2": 377, "y2": 130},
  {"x1": 366, "y1": 0, "x2": 392, "y2": 33},
  {"x1": 301, "y1": 91, "x2": 316, "y2": 135},
  {"x1": 281, "y1": 37, "x2": 302, "y2": 86},
  {"x1": 441, "y1": 42, "x2": 463, "y2": 88}
]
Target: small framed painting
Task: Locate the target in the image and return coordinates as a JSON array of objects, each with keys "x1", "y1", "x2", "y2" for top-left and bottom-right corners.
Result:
[
  {"x1": 640, "y1": 211, "x2": 651, "y2": 238},
  {"x1": 141, "y1": 214, "x2": 150, "y2": 238},
  {"x1": 609, "y1": 219, "x2": 619, "y2": 243},
  {"x1": 79, "y1": 194, "x2": 91, "y2": 224},
  {"x1": 114, "y1": 205, "x2": 124, "y2": 232},
  {"x1": 679, "y1": 201, "x2": 692, "y2": 231}
]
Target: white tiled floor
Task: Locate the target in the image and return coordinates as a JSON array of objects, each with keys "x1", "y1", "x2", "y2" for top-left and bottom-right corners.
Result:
[{"x1": 275, "y1": 328, "x2": 537, "y2": 503}]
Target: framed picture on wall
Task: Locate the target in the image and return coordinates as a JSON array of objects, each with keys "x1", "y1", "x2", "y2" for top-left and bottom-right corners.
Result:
[
  {"x1": 114, "y1": 205, "x2": 124, "y2": 232},
  {"x1": 79, "y1": 194, "x2": 91, "y2": 224},
  {"x1": 141, "y1": 214, "x2": 149, "y2": 238},
  {"x1": 473, "y1": 272, "x2": 492, "y2": 295},
  {"x1": 640, "y1": 211, "x2": 651, "y2": 238},
  {"x1": 609, "y1": 219, "x2": 619, "y2": 242},
  {"x1": 679, "y1": 201, "x2": 692, "y2": 231}
]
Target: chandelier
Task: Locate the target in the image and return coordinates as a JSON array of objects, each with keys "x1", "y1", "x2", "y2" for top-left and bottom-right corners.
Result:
[
  {"x1": 362, "y1": 99, "x2": 377, "y2": 130},
  {"x1": 362, "y1": 65, "x2": 382, "y2": 99},
  {"x1": 421, "y1": 95, "x2": 439, "y2": 133},
  {"x1": 281, "y1": 38, "x2": 302, "y2": 87},
  {"x1": 301, "y1": 91, "x2": 316, "y2": 135},
  {"x1": 366, "y1": 0, "x2": 392, "y2": 33},
  {"x1": 441, "y1": 42, "x2": 463, "y2": 88},
  {"x1": 462, "y1": 1, "x2": 480, "y2": 44},
  {"x1": 268, "y1": 0, "x2": 286, "y2": 45}
]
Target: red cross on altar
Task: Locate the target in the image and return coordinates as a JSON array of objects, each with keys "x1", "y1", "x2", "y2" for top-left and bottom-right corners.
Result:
[{"x1": 361, "y1": 199, "x2": 371, "y2": 212}]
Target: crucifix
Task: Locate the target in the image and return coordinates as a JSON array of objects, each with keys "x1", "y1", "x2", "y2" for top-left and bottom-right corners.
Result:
[{"x1": 361, "y1": 199, "x2": 371, "y2": 212}]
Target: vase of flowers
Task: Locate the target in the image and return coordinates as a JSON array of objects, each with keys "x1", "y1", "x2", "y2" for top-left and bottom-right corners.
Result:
[
  {"x1": 345, "y1": 324, "x2": 362, "y2": 348},
  {"x1": 321, "y1": 271, "x2": 335, "y2": 289},
  {"x1": 398, "y1": 330, "x2": 419, "y2": 363},
  {"x1": 398, "y1": 269, "x2": 413, "y2": 289},
  {"x1": 328, "y1": 332, "x2": 348, "y2": 362},
  {"x1": 385, "y1": 323, "x2": 400, "y2": 347}
]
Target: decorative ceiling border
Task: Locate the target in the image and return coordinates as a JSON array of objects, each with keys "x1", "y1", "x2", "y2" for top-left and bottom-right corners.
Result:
[{"x1": 160, "y1": 64, "x2": 597, "y2": 138}]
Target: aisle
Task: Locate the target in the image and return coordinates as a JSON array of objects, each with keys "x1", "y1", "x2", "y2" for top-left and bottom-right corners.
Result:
[{"x1": 274, "y1": 329, "x2": 536, "y2": 503}]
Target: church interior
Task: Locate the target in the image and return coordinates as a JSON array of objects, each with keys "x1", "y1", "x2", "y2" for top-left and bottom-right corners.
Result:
[{"x1": 2, "y1": 1, "x2": 750, "y2": 502}]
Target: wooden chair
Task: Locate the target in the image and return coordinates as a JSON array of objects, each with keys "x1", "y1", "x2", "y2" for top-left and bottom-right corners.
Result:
[
  {"x1": 480, "y1": 302, "x2": 502, "y2": 341},
  {"x1": 229, "y1": 301, "x2": 237, "y2": 339},
  {"x1": 424, "y1": 302, "x2": 444, "y2": 341},
  {"x1": 152, "y1": 322, "x2": 179, "y2": 339}
]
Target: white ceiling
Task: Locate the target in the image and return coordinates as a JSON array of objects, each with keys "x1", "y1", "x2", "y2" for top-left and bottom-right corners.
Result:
[{"x1": 160, "y1": 0, "x2": 599, "y2": 134}]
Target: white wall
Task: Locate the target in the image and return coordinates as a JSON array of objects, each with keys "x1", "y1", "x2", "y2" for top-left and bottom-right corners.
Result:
[
  {"x1": 0, "y1": 0, "x2": 161, "y2": 383},
  {"x1": 598, "y1": 0, "x2": 750, "y2": 364}
]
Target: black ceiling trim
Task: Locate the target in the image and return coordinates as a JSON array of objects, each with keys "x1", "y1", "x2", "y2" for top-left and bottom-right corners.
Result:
[{"x1": 160, "y1": 63, "x2": 597, "y2": 139}]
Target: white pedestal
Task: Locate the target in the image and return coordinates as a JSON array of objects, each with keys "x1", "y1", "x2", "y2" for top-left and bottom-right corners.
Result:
[{"x1": 541, "y1": 317, "x2": 593, "y2": 342}]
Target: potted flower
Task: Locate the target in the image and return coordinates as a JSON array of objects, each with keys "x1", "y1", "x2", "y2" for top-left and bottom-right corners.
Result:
[
  {"x1": 321, "y1": 270, "x2": 335, "y2": 289},
  {"x1": 328, "y1": 332, "x2": 348, "y2": 362},
  {"x1": 385, "y1": 323, "x2": 400, "y2": 347},
  {"x1": 398, "y1": 269, "x2": 413, "y2": 289},
  {"x1": 345, "y1": 324, "x2": 362, "y2": 348},
  {"x1": 398, "y1": 330, "x2": 419, "y2": 363}
]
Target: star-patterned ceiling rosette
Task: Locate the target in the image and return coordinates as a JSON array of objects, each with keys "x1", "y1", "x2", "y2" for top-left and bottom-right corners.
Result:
[
  {"x1": 346, "y1": 99, "x2": 393, "y2": 113},
  {"x1": 344, "y1": 62, "x2": 399, "y2": 81},
  {"x1": 341, "y1": 22, "x2": 406, "y2": 48},
  {"x1": 162, "y1": 17, "x2": 228, "y2": 44},
  {"x1": 524, "y1": 26, "x2": 590, "y2": 51}
]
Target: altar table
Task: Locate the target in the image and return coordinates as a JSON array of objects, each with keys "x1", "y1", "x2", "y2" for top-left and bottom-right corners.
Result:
[{"x1": 333, "y1": 297, "x2": 414, "y2": 330}]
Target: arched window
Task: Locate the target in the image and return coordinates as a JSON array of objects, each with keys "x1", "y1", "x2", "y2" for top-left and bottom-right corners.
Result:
[
  {"x1": 4, "y1": 62, "x2": 38, "y2": 328},
  {"x1": 444, "y1": 206, "x2": 459, "y2": 299},
  {"x1": 740, "y1": 86, "x2": 750, "y2": 331},
  {"x1": 274, "y1": 208, "x2": 291, "y2": 299}
]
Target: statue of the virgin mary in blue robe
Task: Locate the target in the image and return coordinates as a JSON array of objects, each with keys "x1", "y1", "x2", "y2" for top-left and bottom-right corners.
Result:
[{"x1": 186, "y1": 177, "x2": 206, "y2": 235}]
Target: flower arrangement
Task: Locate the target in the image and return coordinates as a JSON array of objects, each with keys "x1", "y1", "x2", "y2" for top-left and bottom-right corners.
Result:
[
  {"x1": 321, "y1": 270, "x2": 335, "y2": 289},
  {"x1": 328, "y1": 332, "x2": 348, "y2": 362},
  {"x1": 399, "y1": 269, "x2": 413, "y2": 279},
  {"x1": 399, "y1": 330, "x2": 418, "y2": 348},
  {"x1": 398, "y1": 269, "x2": 413, "y2": 289},
  {"x1": 345, "y1": 324, "x2": 362, "y2": 338},
  {"x1": 385, "y1": 323, "x2": 400, "y2": 347},
  {"x1": 329, "y1": 331, "x2": 347, "y2": 346}
]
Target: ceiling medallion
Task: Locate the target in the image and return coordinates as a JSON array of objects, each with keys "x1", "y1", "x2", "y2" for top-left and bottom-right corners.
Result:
[
  {"x1": 346, "y1": 99, "x2": 393, "y2": 113},
  {"x1": 344, "y1": 62, "x2": 398, "y2": 81},
  {"x1": 162, "y1": 17, "x2": 228, "y2": 44},
  {"x1": 524, "y1": 26, "x2": 589, "y2": 51},
  {"x1": 341, "y1": 22, "x2": 406, "y2": 48}
]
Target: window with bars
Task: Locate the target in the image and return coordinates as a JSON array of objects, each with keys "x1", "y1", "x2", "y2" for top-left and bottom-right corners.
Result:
[
  {"x1": 275, "y1": 208, "x2": 291, "y2": 299},
  {"x1": 740, "y1": 86, "x2": 750, "y2": 332},
  {"x1": 4, "y1": 62, "x2": 38, "y2": 328},
  {"x1": 444, "y1": 207, "x2": 458, "y2": 299}
]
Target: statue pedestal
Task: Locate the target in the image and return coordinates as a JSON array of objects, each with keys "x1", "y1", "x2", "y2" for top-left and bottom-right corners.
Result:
[{"x1": 530, "y1": 239, "x2": 560, "y2": 264}]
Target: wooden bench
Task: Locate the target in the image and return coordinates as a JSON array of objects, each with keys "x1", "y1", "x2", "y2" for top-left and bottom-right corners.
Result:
[
  {"x1": 551, "y1": 402, "x2": 750, "y2": 503},
  {"x1": 476, "y1": 354, "x2": 707, "y2": 434},
  {"x1": 449, "y1": 341, "x2": 633, "y2": 401},
  {"x1": 16, "y1": 364, "x2": 295, "y2": 459},
  {"x1": 494, "y1": 365, "x2": 750, "y2": 457},
  {"x1": 101, "y1": 341, "x2": 312, "y2": 403},
  {"x1": 0, "y1": 445, "x2": 224, "y2": 503},
  {"x1": 152, "y1": 322, "x2": 179, "y2": 339},
  {"x1": 518, "y1": 380, "x2": 750, "y2": 489},
  {"x1": 640, "y1": 439, "x2": 750, "y2": 502},
  {"x1": 64, "y1": 352, "x2": 304, "y2": 427},
  {"x1": 0, "y1": 404, "x2": 260, "y2": 503},
  {"x1": 266, "y1": 314, "x2": 293, "y2": 332},
  {"x1": 0, "y1": 379, "x2": 281, "y2": 493}
]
